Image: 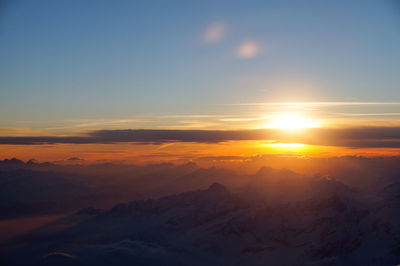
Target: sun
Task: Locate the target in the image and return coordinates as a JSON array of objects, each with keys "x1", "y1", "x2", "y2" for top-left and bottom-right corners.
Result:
[{"x1": 265, "y1": 113, "x2": 320, "y2": 130}]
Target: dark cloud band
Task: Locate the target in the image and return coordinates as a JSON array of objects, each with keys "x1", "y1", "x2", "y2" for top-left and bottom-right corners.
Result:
[{"x1": 0, "y1": 127, "x2": 400, "y2": 148}]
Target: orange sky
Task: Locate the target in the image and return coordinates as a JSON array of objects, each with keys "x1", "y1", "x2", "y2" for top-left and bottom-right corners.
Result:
[{"x1": 1, "y1": 140, "x2": 399, "y2": 166}]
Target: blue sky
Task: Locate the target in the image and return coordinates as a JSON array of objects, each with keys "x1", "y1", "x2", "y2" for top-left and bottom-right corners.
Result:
[{"x1": 1, "y1": 0, "x2": 400, "y2": 130}]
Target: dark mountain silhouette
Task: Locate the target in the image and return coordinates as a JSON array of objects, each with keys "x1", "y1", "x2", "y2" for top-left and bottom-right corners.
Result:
[{"x1": 2, "y1": 179, "x2": 400, "y2": 265}]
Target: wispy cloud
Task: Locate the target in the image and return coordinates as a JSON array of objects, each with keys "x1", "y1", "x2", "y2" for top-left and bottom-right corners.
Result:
[
  {"x1": 202, "y1": 22, "x2": 226, "y2": 44},
  {"x1": 225, "y1": 101, "x2": 400, "y2": 106},
  {"x1": 335, "y1": 113, "x2": 400, "y2": 117},
  {"x1": 236, "y1": 41, "x2": 261, "y2": 58},
  {"x1": 0, "y1": 127, "x2": 49, "y2": 136}
]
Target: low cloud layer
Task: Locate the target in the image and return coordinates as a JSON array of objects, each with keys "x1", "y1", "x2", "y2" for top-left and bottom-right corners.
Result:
[{"x1": 1, "y1": 127, "x2": 400, "y2": 148}]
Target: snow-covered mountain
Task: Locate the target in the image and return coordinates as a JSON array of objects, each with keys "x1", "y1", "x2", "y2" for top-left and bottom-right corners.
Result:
[{"x1": 2, "y1": 179, "x2": 399, "y2": 266}]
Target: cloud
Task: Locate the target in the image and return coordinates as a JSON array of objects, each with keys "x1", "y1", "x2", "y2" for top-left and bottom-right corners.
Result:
[
  {"x1": 202, "y1": 22, "x2": 226, "y2": 43},
  {"x1": 67, "y1": 157, "x2": 84, "y2": 161},
  {"x1": 236, "y1": 41, "x2": 261, "y2": 58},
  {"x1": 42, "y1": 252, "x2": 75, "y2": 260},
  {"x1": 1, "y1": 127, "x2": 400, "y2": 148},
  {"x1": 307, "y1": 127, "x2": 400, "y2": 148},
  {"x1": 0, "y1": 129, "x2": 267, "y2": 145},
  {"x1": 224, "y1": 101, "x2": 400, "y2": 106}
]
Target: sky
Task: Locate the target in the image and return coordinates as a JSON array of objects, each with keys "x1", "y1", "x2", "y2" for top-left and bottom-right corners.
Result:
[{"x1": 1, "y1": 0, "x2": 400, "y2": 162}]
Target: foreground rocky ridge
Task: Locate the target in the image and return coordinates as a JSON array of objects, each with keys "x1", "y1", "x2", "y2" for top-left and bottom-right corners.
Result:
[{"x1": 2, "y1": 178, "x2": 400, "y2": 266}]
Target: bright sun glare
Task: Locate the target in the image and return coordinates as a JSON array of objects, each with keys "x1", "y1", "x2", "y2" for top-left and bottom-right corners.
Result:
[{"x1": 265, "y1": 113, "x2": 320, "y2": 130}]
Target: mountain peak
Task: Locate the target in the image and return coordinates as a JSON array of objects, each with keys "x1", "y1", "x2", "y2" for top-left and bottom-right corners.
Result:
[
  {"x1": 207, "y1": 182, "x2": 227, "y2": 192},
  {"x1": 0, "y1": 158, "x2": 25, "y2": 167},
  {"x1": 255, "y1": 166, "x2": 274, "y2": 176}
]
